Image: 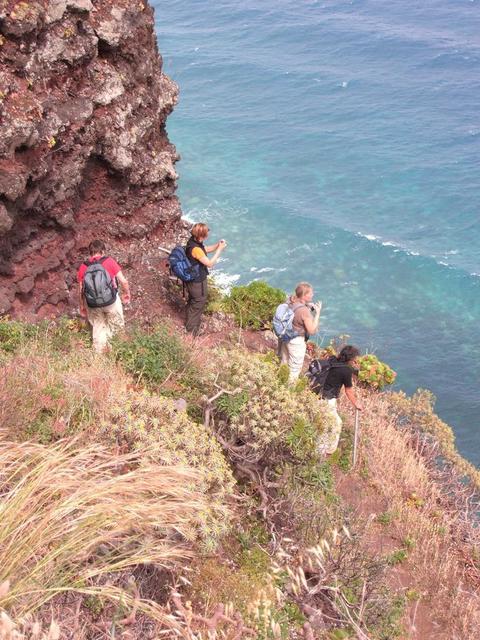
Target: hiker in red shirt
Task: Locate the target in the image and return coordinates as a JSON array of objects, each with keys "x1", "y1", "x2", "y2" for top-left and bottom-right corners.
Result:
[{"x1": 77, "y1": 240, "x2": 131, "y2": 352}]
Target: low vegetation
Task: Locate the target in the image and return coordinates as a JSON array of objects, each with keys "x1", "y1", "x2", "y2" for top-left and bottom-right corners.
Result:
[
  {"x1": 0, "y1": 309, "x2": 479, "y2": 639},
  {"x1": 221, "y1": 280, "x2": 286, "y2": 329},
  {"x1": 357, "y1": 353, "x2": 396, "y2": 389},
  {"x1": 0, "y1": 438, "x2": 204, "y2": 631}
]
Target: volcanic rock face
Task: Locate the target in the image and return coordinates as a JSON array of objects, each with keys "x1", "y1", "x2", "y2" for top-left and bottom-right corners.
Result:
[{"x1": 0, "y1": 0, "x2": 181, "y2": 316}]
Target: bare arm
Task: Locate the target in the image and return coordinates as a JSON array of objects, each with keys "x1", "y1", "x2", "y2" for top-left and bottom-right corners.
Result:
[
  {"x1": 78, "y1": 282, "x2": 87, "y2": 317},
  {"x1": 194, "y1": 241, "x2": 227, "y2": 268},
  {"x1": 116, "y1": 270, "x2": 131, "y2": 303},
  {"x1": 345, "y1": 385, "x2": 363, "y2": 411},
  {"x1": 204, "y1": 242, "x2": 220, "y2": 253},
  {"x1": 303, "y1": 302, "x2": 322, "y2": 335}
]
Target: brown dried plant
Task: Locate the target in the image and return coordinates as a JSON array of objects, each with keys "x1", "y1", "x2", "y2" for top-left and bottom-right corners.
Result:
[
  {"x1": 0, "y1": 437, "x2": 207, "y2": 632},
  {"x1": 353, "y1": 388, "x2": 480, "y2": 638}
]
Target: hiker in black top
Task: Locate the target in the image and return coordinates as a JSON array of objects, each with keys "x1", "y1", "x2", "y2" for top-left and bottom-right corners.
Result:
[
  {"x1": 322, "y1": 359, "x2": 355, "y2": 400},
  {"x1": 318, "y1": 345, "x2": 363, "y2": 455},
  {"x1": 184, "y1": 222, "x2": 227, "y2": 335}
]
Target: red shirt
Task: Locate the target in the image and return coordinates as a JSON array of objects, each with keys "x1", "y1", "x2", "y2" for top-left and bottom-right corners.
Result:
[{"x1": 77, "y1": 255, "x2": 121, "y2": 286}]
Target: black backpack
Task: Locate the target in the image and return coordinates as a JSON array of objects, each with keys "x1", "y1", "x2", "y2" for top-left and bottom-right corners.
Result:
[
  {"x1": 82, "y1": 257, "x2": 117, "y2": 308},
  {"x1": 307, "y1": 357, "x2": 341, "y2": 397}
]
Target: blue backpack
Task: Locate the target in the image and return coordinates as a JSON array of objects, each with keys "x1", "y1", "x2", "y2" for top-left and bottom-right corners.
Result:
[
  {"x1": 272, "y1": 302, "x2": 305, "y2": 342},
  {"x1": 168, "y1": 246, "x2": 201, "y2": 282}
]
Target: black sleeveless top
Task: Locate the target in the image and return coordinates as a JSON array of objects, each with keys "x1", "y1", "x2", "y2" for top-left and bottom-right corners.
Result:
[{"x1": 185, "y1": 236, "x2": 209, "y2": 283}]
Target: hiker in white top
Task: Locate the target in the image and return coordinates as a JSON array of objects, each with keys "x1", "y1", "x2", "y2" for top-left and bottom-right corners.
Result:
[{"x1": 278, "y1": 282, "x2": 321, "y2": 383}]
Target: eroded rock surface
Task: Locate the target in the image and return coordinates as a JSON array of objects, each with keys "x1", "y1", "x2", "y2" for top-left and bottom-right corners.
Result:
[{"x1": 0, "y1": 0, "x2": 181, "y2": 316}]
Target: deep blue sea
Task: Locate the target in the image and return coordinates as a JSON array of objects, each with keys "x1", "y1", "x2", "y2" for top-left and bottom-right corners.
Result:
[{"x1": 153, "y1": 0, "x2": 480, "y2": 465}]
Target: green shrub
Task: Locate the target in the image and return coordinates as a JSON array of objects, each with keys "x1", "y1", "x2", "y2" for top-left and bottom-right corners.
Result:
[
  {"x1": 376, "y1": 511, "x2": 395, "y2": 526},
  {"x1": 216, "y1": 390, "x2": 249, "y2": 419},
  {"x1": 103, "y1": 392, "x2": 234, "y2": 542},
  {"x1": 277, "y1": 460, "x2": 340, "y2": 545},
  {"x1": 224, "y1": 280, "x2": 286, "y2": 329},
  {"x1": 285, "y1": 417, "x2": 320, "y2": 459},
  {"x1": 358, "y1": 353, "x2": 396, "y2": 389},
  {"x1": 0, "y1": 318, "x2": 36, "y2": 353},
  {"x1": 205, "y1": 277, "x2": 227, "y2": 314},
  {"x1": 387, "y1": 549, "x2": 408, "y2": 566},
  {"x1": 294, "y1": 460, "x2": 334, "y2": 493},
  {"x1": 212, "y1": 349, "x2": 334, "y2": 462},
  {"x1": 0, "y1": 317, "x2": 89, "y2": 355},
  {"x1": 112, "y1": 324, "x2": 194, "y2": 387}
]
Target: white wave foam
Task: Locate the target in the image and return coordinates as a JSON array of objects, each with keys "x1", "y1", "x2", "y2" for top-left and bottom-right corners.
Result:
[
  {"x1": 250, "y1": 266, "x2": 287, "y2": 274},
  {"x1": 286, "y1": 243, "x2": 313, "y2": 255},
  {"x1": 213, "y1": 271, "x2": 240, "y2": 292},
  {"x1": 181, "y1": 212, "x2": 196, "y2": 224},
  {"x1": 356, "y1": 232, "x2": 381, "y2": 242},
  {"x1": 356, "y1": 231, "x2": 443, "y2": 263}
]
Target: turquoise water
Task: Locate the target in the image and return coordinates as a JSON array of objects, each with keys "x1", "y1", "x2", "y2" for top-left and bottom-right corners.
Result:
[{"x1": 153, "y1": 0, "x2": 480, "y2": 464}]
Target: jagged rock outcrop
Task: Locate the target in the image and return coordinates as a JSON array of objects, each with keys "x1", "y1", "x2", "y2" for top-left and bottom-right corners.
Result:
[{"x1": 0, "y1": 0, "x2": 181, "y2": 316}]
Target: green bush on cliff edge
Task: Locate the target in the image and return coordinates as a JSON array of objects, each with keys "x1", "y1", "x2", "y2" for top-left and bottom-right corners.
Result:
[{"x1": 223, "y1": 280, "x2": 286, "y2": 329}]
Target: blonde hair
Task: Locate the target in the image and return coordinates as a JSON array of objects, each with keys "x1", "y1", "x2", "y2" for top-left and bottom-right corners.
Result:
[
  {"x1": 191, "y1": 223, "x2": 209, "y2": 241},
  {"x1": 294, "y1": 282, "x2": 313, "y2": 299}
]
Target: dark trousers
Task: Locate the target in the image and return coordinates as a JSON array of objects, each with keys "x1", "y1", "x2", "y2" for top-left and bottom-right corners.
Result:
[{"x1": 185, "y1": 279, "x2": 207, "y2": 335}]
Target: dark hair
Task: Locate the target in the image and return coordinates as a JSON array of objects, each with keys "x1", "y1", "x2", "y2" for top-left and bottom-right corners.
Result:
[
  {"x1": 337, "y1": 345, "x2": 360, "y2": 363},
  {"x1": 88, "y1": 239, "x2": 106, "y2": 255}
]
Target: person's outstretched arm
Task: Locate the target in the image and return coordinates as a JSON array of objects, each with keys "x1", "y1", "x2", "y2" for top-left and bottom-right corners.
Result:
[
  {"x1": 345, "y1": 385, "x2": 363, "y2": 411},
  {"x1": 194, "y1": 240, "x2": 227, "y2": 268},
  {"x1": 204, "y1": 241, "x2": 221, "y2": 253}
]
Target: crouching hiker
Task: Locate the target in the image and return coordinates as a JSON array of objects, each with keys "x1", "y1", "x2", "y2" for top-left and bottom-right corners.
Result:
[
  {"x1": 77, "y1": 239, "x2": 131, "y2": 353},
  {"x1": 309, "y1": 345, "x2": 363, "y2": 455},
  {"x1": 184, "y1": 223, "x2": 227, "y2": 336},
  {"x1": 273, "y1": 282, "x2": 322, "y2": 383}
]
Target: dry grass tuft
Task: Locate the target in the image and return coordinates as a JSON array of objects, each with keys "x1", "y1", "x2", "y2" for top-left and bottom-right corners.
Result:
[
  {"x1": 353, "y1": 388, "x2": 480, "y2": 638},
  {"x1": 0, "y1": 583, "x2": 60, "y2": 640},
  {"x1": 0, "y1": 437, "x2": 206, "y2": 630},
  {"x1": 0, "y1": 347, "x2": 122, "y2": 443}
]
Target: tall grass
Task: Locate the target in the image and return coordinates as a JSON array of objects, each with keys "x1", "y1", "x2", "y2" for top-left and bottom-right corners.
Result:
[
  {"x1": 0, "y1": 437, "x2": 205, "y2": 628},
  {"x1": 0, "y1": 347, "x2": 121, "y2": 443},
  {"x1": 353, "y1": 388, "x2": 480, "y2": 637}
]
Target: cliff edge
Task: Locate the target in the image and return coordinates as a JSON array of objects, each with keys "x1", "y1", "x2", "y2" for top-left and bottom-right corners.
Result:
[{"x1": 0, "y1": 0, "x2": 180, "y2": 317}]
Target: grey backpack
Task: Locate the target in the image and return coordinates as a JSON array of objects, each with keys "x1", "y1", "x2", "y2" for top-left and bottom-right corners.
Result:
[{"x1": 82, "y1": 257, "x2": 117, "y2": 308}]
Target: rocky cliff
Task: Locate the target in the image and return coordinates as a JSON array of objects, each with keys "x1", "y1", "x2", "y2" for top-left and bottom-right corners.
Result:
[{"x1": 0, "y1": 0, "x2": 180, "y2": 317}]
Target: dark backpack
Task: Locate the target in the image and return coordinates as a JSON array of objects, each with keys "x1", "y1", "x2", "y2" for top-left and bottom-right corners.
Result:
[
  {"x1": 307, "y1": 357, "x2": 340, "y2": 397},
  {"x1": 168, "y1": 246, "x2": 201, "y2": 282},
  {"x1": 82, "y1": 257, "x2": 117, "y2": 308}
]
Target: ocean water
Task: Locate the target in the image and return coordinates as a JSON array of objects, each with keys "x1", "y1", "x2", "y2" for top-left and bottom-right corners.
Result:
[{"x1": 153, "y1": 0, "x2": 480, "y2": 464}]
